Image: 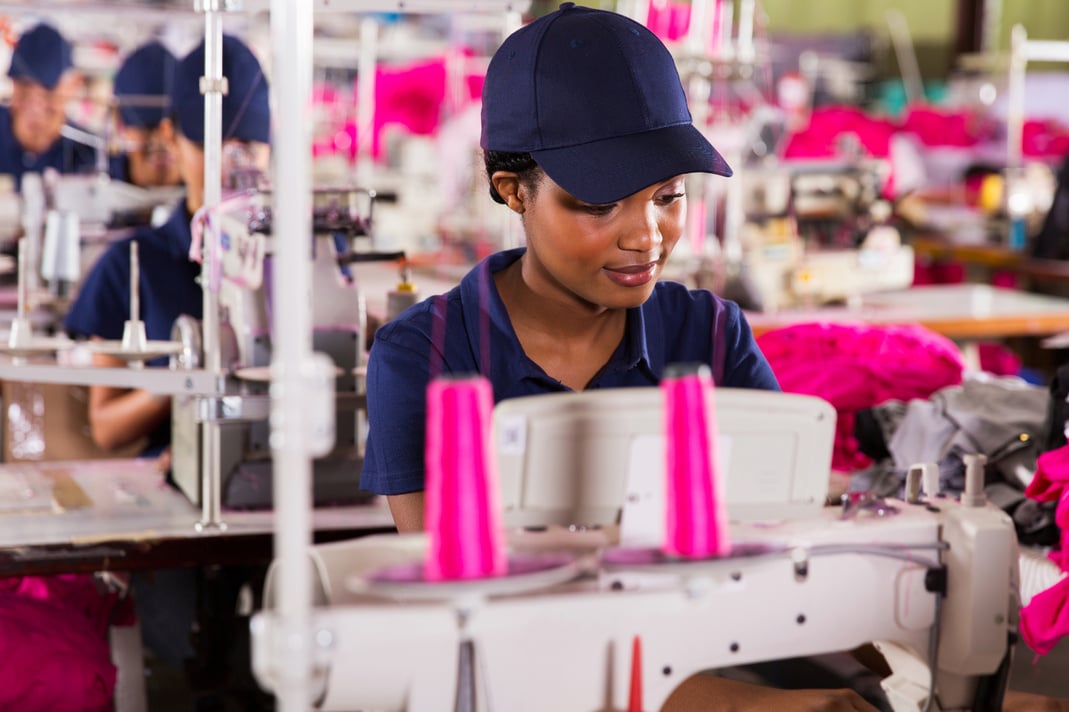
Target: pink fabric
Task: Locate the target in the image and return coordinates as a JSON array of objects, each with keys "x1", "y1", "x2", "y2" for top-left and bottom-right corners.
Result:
[
  {"x1": 1020, "y1": 445, "x2": 1069, "y2": 654},
  {"x1": 1021, "y1": 577, "x2": 1069, "y2": 656},
  {"x1": 899, "y1": 106, "x2": 985, "y2": 148},
  {"x1": 662, "y1": 370, "x2": 729, "y2": 559},
  {"x1": 0, "y1": 588, "x2": 117, "y2": 711},
  {"x1": 1022, "y1": 119, "x2": 1069, "y2": 159},
  {"x1": 1025, "y1": 445, "x2": 1069, "y2": 571},
  {"x1": 781, "y1": 107, "x2": 896, "y2": 161},
  {"x1": 0, "y1": 574, "x2": 133, "y2": 709},
  {"x1": 757, "y1": 322, "x2": 965, "y2": 471},
  {"x1": 645, "y1": 1, "x2": 691, "y2": 42},
  {"x1": 0, "y1": 574, "x2": 135, "y2": 635}
]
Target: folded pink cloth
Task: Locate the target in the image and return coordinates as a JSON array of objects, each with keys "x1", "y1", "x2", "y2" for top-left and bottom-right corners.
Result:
[
  {"x1": 1021, "y1": 576, "x2": 1069, "y2": 656},
  {"x1": 0, "y1": 589, "x2": 116, "y2": 711},
  {"x1": 757, "y1": 321, "x2": 964, "y2": 471},
  {"x1": 1020, "y1": 444, "x2": 1069, "y2": 654}
]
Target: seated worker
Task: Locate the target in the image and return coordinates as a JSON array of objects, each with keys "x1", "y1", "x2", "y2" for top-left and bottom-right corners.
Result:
[
  {"x1": 360, "y1": 2, "x2": 779, "y2": 531},
  {"x1": 0, "y1": 22, "x2": 96, "y2": 189},
  {"x1": 109, "y1": 40, "x2": 182, "y2": 188},
  {"x1": 63, "y1": 35, "x2": 271, "y2": 700},
  {"x1": 64, "y1": 34, "x2": 269, "y2": 457},
  {"x1": 360, "y1": 6, "x2": 1069, "y2": 711}
]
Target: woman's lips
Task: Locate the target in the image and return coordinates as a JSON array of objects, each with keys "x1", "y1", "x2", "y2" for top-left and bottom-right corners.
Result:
[{"x1": 603, "y1": 262, "x2": 657, "y2": 287}]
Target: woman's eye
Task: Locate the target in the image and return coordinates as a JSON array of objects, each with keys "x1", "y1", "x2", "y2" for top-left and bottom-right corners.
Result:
[
  {"x1": 581, "y1": 203, "x2": 616, "y2": 216},
  {"x1": 658, "y1": 192, "x2": 686, "y2": 205}
]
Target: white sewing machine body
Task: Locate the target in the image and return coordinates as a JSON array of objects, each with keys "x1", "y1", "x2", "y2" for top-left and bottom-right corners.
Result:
[
  {"x1": 253, "y1": 499, "x2": 1017, "y2": 711},
  {"x1": 495, "y1": 387, "x2": 836, "y2": 528},
  {"x1": 252, "y1": 387, "x2": 1019, "y2": 711},
  {"x1": 740, "y1": 220, "x2": 916, "y2": 312}
]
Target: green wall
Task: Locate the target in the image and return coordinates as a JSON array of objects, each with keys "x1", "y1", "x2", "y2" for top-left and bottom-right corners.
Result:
[{"x1": 529, "y1": 1, "x2": 1069, "y2": 77}]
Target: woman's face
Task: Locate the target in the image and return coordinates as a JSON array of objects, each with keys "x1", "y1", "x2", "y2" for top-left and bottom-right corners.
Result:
[
  {"x1": 509, "y1": 171, "x2": 687, "y2": 312},
  {"x1": 119, "y1": 120, "x2": 181, "y2": 188},
  {"x1": 10, "y1": 78, "x2": 74, "y2": 155},
  {"x1": 177, "y1": 134, "x2": 270, "y2": 214}
]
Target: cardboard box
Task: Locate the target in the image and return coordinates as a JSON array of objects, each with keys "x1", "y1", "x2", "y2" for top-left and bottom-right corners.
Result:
[{"x1": 3, "y1": 381, "x2": 146, "y2": 462}]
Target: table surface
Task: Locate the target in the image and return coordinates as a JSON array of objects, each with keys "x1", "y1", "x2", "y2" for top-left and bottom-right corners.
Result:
[
  {"x1": 0, "y1": 458, "x2": 395, "y2": 575},
  {"x1": 744, "y1": 283, "x2": 1069, "y2": 340}
]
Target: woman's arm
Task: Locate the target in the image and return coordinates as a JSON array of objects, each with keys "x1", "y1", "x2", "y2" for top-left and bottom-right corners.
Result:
[
  {"x1": 386, "y1": 492, "x2": 426, "y2": 532},
  {"x1": 86, "y1": 349, "x2": 170, "y2": 451},
  {"x1": 662, "y1": 674, "x2": 879, "y2": 712}
]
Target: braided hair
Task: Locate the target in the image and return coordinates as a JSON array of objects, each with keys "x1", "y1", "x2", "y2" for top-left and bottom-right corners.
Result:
[{"x1": 484, "y1": 150, "x2": 542, "y2": 204}]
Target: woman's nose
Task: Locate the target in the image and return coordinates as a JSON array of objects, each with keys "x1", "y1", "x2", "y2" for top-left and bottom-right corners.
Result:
[{"x1": 618, "y1": 203, "x2": 663, "y2": 252}]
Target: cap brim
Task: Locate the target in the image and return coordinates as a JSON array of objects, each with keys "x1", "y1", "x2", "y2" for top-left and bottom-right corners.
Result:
[
  {"x1": 7, "y1": 66, "x2": 61, "y2": 90},
  {"x1": 531, "y1": 123, "x2": 732, "y2": 205}
]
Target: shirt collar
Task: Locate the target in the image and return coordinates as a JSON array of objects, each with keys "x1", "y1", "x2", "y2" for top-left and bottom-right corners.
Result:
[{"x1": 458, "y1": 247, "x2": 654, "y2": 392}]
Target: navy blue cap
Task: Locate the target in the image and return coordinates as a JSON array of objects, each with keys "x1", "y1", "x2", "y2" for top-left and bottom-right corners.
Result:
[
  {"x1": 481, "y1": 2, "x2": 731, "y2": 204},
  {"x1": 7, "y1": 23, "x2": 73, "y2": 90},
  {"x1": 171, "y1": 34, "x2": 270, "y2": 145},
  {"x1": 114, "y1": 41, "x2": 175, "y2": 129}
]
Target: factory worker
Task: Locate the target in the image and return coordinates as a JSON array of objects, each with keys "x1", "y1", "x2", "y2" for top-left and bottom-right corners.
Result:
[
  {"x1": 63, "y1": 35, "x2": 270, "y2": 695},
  {"x1": 361, "y1": 2, "x2": 779, "y2": 529},
  {"x1": 0, "y1": 22, "x2": 96, "y2": 189},
  {"x1": 109, "y1": 40, "x2": 181, "y2": 188},
  {"x1": 65, "y1": 33, "x2": 270, "y2": 457}
]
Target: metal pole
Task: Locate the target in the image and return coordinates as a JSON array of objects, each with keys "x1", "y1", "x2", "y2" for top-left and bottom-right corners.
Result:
[
  {"x1": 270, "y1": 0, "x2": 315, "y2": 708},
  {"x1": 197, "y1": 2, "x2": 227, "y2": 531},
  {"x1": 1006, "y1": 24, "x2": 1026, "y2": 175}
]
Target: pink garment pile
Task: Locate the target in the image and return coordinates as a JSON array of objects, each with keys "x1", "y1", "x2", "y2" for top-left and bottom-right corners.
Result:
[
  {"x1": 898, "y1": 106, "x2": 989, "y2": 148},
  {"x1": 782, "y1": 106, "x2": 897, "y2": 161},
  {"x1": 0, "y1": 575, "x2": 126, "y2": 711},
  {"x1": 757, "y1": 322, "x2": 965, "y2": 471},
  {"x1": 1020, "y1": 445, "x2": 1069, "y2": 655}
]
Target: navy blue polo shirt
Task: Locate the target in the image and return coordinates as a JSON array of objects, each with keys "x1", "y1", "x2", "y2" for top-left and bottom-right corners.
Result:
[
  {"x1": 360, "y1": 247, "x2": 780, "y2": 496},
  {"x1": 64, "y1": 199, "x2": 202, "y2": 455},
  {"x1": 0, "y1": 106, "x2": 97, "y2": 190}
]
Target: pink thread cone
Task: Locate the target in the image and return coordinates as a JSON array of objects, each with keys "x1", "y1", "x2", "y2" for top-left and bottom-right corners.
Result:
[
  {"x1": 424, "y1": 375, "x2": 508, "y2": 581},
  {"x1": 662, "y1": 364, "x2": 731, "y2": 559}
]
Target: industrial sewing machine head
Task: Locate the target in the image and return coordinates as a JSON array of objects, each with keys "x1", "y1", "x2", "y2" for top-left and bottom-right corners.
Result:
[
  {"x1": 170, "y1": 186, "x2": 393, "y2": 510},
  {"x1": 736, "y1": 159, "x2": 915, "y2": 311},
  {"x1": 4, "y1": 169, "x2": 182, "y2": 307},
  {"x1": 252, "y1": 378, "x2": 1019, "y2": 712}
]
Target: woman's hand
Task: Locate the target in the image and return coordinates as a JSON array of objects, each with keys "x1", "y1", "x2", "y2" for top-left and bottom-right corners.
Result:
[{"x1": 1003, "y1": 690, "x2": 1069, "y2": 712}]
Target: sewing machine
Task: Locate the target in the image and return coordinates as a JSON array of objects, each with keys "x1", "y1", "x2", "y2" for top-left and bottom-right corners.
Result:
[
  {"x1": 170, "y1": 187, "x2": 393, "y2": 510},
  {"x1": 0, "y1": 170, "x2": 182, "y2": 301},
  {"x1": 730, "y1": 156, "x2": 914, "y2": 312},
  {"x1": 251, "y1": 387, "x2": 1019, "y2": 711}
]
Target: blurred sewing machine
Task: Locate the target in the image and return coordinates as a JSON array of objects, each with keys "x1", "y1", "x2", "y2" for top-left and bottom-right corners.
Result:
[
  {"x1": 735, "y1": 161, "x2": 915, "y2": 312},
  {"x1": 0, "y1": 169, "x2": 182, "y2": 300},
  {"x1": 170, "y1": 187, "x2": 398, "y2": 510},
  {"x1": 251, "y1": 387, "x2": 1018, "y2": 711}
]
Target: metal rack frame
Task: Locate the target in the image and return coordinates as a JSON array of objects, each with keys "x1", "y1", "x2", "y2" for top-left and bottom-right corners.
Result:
[{"x1": 262, "y1": 2, "x2": 525, "y2": 709}]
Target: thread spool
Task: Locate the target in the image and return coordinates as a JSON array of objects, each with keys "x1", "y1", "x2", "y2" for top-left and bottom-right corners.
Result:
[
  {"x1": 386, "y1": 281, "x2": 419, "y2": 321},
  {"x1": 424, "y1": 374, "x2": 507, "y2": 581},
  {"x1": 662, "y1": 363, "x2": 730, "y2": 559}
]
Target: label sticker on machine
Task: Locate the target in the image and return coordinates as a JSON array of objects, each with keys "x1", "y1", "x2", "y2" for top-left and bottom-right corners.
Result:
[
  {"x1": 497, "y1": 414, "x2": 527, "y2": 455},
  {"x1": 619, "y1": 434, "x2": 732, "y2": 547},
  {"x1": 221, "y1": 228, "x2": 264, "y2": 289}
]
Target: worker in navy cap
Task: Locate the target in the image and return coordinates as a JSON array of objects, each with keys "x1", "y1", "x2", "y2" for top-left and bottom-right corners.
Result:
[
  {"x1": 109, "y1": 40, "x2": 181, "y2": 188},
  {"x1": 67, "y1": 32, "x2": 270, "y2": 455},
  {"x1": 0, "y1": 22, "x2": 96, "y2": 189},
  {"x1": 64, "y1": 34, "x2": 271, "y2": 698}
]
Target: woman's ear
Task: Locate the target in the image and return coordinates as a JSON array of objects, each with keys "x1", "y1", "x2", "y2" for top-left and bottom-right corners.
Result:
[{"x1": 491, "y1": 172, "x2": 525, "y2": 214}]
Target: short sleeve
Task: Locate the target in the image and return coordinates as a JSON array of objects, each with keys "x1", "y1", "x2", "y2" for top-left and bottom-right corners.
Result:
[
  {"x1": 359, "y1": 325, "x2": 436, "y2": 495},
  {"x1": 64, "y1": 243, "x2": 130, "y2": 340}
]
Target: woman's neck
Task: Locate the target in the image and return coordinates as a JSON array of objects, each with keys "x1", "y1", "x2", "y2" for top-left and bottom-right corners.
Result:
[{"x1": 494, "y1": 258, "x2": 627, "y2": 390}]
